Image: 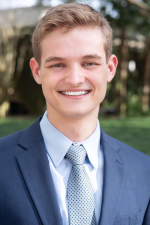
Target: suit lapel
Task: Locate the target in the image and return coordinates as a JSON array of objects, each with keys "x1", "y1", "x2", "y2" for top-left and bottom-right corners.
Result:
[
  {"x1": 99, "y1": 131, "x2": 127, "y2": 225},
  {"x1": 16, "y1": 118, "x2": 63, "y2": 225}
]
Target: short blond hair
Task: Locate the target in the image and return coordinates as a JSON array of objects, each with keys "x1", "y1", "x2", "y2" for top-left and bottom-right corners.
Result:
[{"x1": 32, "y1": 3, "x2": 112, "y2": 65}]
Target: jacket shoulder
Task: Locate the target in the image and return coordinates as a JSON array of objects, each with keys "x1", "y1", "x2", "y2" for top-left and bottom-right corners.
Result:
[
  {"x1": 0, "y1": 130, "x2": 23, "y2": 153},
  {"x1": 0, "y1": 117, "x2": 42, "y2": 154},
  {"x1": 102, "y1": 131, "x2": 150, "y2": 170}
]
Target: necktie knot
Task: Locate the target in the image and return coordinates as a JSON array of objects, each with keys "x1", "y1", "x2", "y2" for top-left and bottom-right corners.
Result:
[{"x1": 66, "y1": 144, "x2": 86, "y2": 165}]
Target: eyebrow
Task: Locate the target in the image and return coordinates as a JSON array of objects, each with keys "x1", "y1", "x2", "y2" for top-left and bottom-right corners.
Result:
[
  {"x1": 44, "y1": 54, "x2": 102, "y2": 64},
  {"x1": 82, "y1": 54, "x2": 102, "y2": 60},
  {"x1": 45, "y1": 56, "x2": 65, "y2": 63}
]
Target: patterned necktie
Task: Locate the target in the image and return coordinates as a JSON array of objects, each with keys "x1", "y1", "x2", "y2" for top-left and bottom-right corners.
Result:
[{"x1": 66, "y1": 144, "x2": 96, "y2": 225}]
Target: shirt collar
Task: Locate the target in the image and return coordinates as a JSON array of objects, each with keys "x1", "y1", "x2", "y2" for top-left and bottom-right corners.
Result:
[
  {"x1": 81, "y1": 122, "x2": 100, "y2": 170},
  {"x1": 40, "y1": 111, "x2": 100, "y2": 169}
]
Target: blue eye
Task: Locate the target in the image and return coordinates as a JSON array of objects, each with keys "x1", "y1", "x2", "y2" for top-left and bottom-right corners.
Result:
[
  {"x1": 53, "y1": 64, "x2": 62, "y2": 68},
  {"x1": 87, "y1": 63, "x2": 94, "y2": 66},
  {"x1": 54, "y1": 64, "x2": 62, "y2": 67}
]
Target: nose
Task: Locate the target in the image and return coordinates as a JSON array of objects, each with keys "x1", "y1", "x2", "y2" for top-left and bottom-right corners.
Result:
[{"x1": 65, "y1": 65, "x2": 85, "y2": 86}]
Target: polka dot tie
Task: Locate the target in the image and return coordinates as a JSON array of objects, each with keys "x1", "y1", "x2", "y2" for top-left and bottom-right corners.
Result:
[{"x1": 66, "y1": 144, "x2": 96, "y2": 225}]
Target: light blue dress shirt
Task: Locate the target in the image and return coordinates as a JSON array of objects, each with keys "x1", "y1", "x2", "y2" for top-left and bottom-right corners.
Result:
[{"x1": 40, "y1": 111, "x2": 104, "y2": 225}]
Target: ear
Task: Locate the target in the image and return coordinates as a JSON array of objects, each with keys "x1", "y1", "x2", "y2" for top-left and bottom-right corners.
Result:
[
  {"x1": 30, "y1": 57, "x2": 42, "y2": 84},
  {"x1": 107, "y1": 54, "x2": 118, "y2": 82}
]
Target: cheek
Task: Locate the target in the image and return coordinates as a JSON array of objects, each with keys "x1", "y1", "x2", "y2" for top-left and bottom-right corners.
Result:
[
  {"x1": 89, "y1": 72, "x2": 107, "y2": 89},
  {"x1": 40, "y1": 76, "x2": 54, "y2": 99},
  {"x1": 41, "y1": 73, "x2": 56, "y2": 91}
]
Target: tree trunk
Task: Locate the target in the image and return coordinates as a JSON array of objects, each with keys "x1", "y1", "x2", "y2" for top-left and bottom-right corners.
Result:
[
  {"x1": 0, "y1": 24, "x2": 21, "y2": 117},
  {"x1": 119, "y1": 28, "x2": 128, "y2": 116},
  {"x1": 142, "y1": 36, "x2": 150, "y2": 112}
]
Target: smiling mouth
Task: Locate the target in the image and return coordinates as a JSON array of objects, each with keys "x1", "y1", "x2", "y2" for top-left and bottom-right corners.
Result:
[{"x1": 59, "y1": 90, "x2": 91, "y2": 96}]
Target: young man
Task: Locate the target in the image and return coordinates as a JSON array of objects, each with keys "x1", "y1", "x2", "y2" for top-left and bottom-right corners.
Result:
[{"x1": 0, "y1": 3, "x2": 150, "y2": 225}]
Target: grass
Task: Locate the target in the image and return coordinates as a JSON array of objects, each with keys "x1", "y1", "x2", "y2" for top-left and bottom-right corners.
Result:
[
  {"x1": 100, "y1": 116, "x2": 150, "y2": 156},
  {"x1": 0, "y1": 117, "x2": 35, "y2": 137},
  {"x1": 0, "y1": 116, "x2": 150, "y2": 156}
]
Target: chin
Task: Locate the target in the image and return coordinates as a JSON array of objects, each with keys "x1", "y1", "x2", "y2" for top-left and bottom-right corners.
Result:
[{"x1": 62, "y1": 109, "x2": 94, "y2": 119}]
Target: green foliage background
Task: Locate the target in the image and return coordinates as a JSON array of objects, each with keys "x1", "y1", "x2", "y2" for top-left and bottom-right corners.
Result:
[{"x1": 0, "y1": 117, "x2": 150, "y2": 155}]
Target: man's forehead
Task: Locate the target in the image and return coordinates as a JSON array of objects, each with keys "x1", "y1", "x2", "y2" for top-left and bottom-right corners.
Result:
[
  {"x1": 42, "y1": 25, "x2": 103, "y2": 43},
  {"x1": 40, "y1": 26, "x2": 106, "y2": 63}
]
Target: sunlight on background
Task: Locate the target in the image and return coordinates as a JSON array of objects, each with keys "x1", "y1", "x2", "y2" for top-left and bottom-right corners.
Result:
[
  {"x1": 0, "y1": 0, "x2": 104, "y2": 10},
  {"x1": 0, "y1": 0, "x2": 37, "y2": 9}
]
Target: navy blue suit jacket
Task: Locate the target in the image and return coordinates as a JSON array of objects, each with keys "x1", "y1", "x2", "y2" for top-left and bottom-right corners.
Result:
[{"x1": 0, "y1": 118, "x2": 150, "y2": 225}]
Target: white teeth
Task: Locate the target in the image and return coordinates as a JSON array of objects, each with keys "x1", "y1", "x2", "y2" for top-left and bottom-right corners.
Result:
[{"x1": 61, "y1": 91, "x2": 89, "y2": 96}]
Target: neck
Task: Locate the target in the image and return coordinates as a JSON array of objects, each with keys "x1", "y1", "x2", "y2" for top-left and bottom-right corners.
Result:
[{"x1": 47, "y1": 110, "x2": 99, "y2": 142}]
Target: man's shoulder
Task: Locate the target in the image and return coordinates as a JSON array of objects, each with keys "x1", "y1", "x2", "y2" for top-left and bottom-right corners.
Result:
[
  {"x1": 102, "y1": 131, "x2": 150, "y2": 171},
  {"x1": 0, "y1": 130, "x2": 23, "y2": 154},
  {"x1": 0, "y1": 117, "x2": 41, "y2": 154}
]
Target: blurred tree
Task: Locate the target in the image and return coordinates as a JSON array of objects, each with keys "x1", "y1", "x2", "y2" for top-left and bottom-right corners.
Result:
[
  {"x1": 125, "y1": 0, "x2": 150, "y2": 113},
  {"x1": 126, "y1": 0, "x2": 150, "y2": 17},
  {"x1": 0, "y1": 11, "x2": 21, "y2": 116},
  {"x1": 101, "y1": 0, "x2": 141, "y2": 116},
  {"x1": 101, "y1": 0, "x2": 150, "y2": 116},
  {"x1": 0, "y1": 1, "x2": 49, "y2": 117}
]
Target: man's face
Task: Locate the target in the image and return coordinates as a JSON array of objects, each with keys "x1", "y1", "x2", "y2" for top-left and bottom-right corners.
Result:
[{"x1": 30, "y1": 26, "x2": 117, "y2": 120}]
